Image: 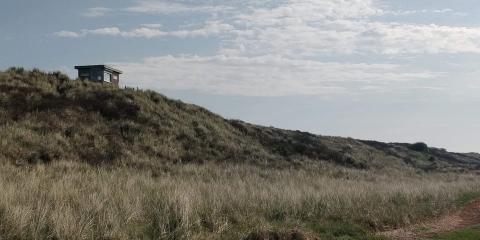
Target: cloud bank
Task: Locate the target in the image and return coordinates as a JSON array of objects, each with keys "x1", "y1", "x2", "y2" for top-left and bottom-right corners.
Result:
[
  {"x1": 56, "y1": 0, "x2": 477, "y2": 96},
  {"x1": 114, "y1": 55, "x2": 438, "y2": 96},
  {"x1": 60, "y1": 0, "x2": 480, "y2": 56}
]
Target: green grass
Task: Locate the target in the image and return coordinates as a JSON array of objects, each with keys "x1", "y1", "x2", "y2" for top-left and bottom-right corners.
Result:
[
  {"x1": 427, "y1": 226, "x2": 480, "y2": 240},
  {"x1": 0, "y1": 161, "x2": 478, "y2": 239},
  {"x1": 455, "y1": 192, "x2": 480, "y2": 206},
  {"x1": 308, "y1": 220, "x2": 387, "y2": 240}
]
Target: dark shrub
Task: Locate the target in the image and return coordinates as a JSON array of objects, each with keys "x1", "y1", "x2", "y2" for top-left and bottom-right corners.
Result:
[
  {"x1": 409, "y1": 142, "x2": 429, "y2": 152},
  {"x1": 244, "y1": 230, "x2": 308, "y2": 240}
]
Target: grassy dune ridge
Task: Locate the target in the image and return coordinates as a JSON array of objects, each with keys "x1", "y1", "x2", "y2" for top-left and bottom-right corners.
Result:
[
  {"x1": 1, "y1": 67, "x2": 480, "y2": 239},
  {"x1": 0, "y1": 162, "x2": 479, "y2": 240},
  {"x1": 1, "y1": 67, "x2": 480, "y2": 171}
]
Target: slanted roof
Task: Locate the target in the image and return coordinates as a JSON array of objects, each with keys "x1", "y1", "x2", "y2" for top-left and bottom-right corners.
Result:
[{"x1": 74, "y1": 65, "x2": 123, "y2": 74}]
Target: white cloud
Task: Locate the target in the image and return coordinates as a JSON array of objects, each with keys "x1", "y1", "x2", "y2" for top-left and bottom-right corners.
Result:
[
  {"x1": 432, "y1": 9, "x2": 454, "y2": 14},
  {"x1": 113, "y1": 55, "x2": 438, "y2": 96},
  {"x1": 54, "y1": 21, "x2": 234, "y2": 39},
  {"x1": 53, "y1": 0, "x2": 469, "y2": 97},
  {"x1": 54, "y1": 28, "x2": 121, "y2": 38},
  {"x1": 83, "y1": 7, "x2": 112, "y2": 17},
  {"x1": 58, "y1": 0, "x2": 480, "y2": 56},
  {"x1": 54, "y1": 31, "x2": 82, "y2": 38},
  {"x1": 223, "y1": 0, "x2": 480, "y2": 56},
  {"x1": 385, "y1": 8, "x2": 457, "y2": 16},
  {"x1": 361, "y1": 23, "x2": 480, "y2": 54},
  {"x1": 235, "y1": 0, "x2": 382, "y2": 26},
  {"x1": 141, "y1": 23, "x2": 163, "y2": 28},
  {"x1": 88, "y1": 27, "x2": 122, "y2": 36},
  {"x1": 126, "y1": 1, "x2": 231, "y2": 14},
  {"x1": 226, "y1": 19, "x2": 480, "y2": 56}
]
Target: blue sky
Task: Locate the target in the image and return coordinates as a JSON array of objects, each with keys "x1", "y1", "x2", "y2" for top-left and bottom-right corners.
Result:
[{"x1": 2, "y1": 0, "x2": 480, "y2": 152}]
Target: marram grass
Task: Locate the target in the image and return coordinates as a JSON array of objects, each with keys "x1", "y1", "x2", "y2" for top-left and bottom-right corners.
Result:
[{"x1": 0, "y1": 161, "x2": 478, "y2": 240}]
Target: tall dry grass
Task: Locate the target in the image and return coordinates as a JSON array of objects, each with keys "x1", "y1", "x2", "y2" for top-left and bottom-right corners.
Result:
[{"x1": 0, "y1": 161, "x2": 478, "y2": 240}]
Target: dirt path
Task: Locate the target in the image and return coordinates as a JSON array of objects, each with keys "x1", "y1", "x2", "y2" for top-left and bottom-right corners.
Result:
[{"x1": 379, "y1": 200, "x2": 480, "y2": 240}]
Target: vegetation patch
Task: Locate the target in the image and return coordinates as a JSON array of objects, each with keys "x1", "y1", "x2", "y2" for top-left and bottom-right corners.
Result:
[
  {"x1": 244, "y1": 229, "x2": 311, "y2": 240},
  {"x1": 455, "y1": 192, "x2": 480, "y2": 207},
  {"x1": 428, "y1": 226, "x2": 480, "y2": 240},
  {"x1": 409, "y1": 142, "x2": 430, "y2": 153},
  {"x1": 308, "y1": 220, "x2": 386, "y2": 240},
  {"x1": 0, "y1": 162, "x2": 478, "y2": 239}
]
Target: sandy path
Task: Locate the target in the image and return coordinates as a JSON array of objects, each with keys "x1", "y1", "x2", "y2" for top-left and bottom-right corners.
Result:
[{"x1": 379, "y1": 200, "x2": 480, "y2": 240}]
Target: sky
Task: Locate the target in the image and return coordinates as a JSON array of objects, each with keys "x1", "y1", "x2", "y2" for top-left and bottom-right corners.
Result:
[{"x1": 1, "y1": 0, "x2": 480, "y2": 153}]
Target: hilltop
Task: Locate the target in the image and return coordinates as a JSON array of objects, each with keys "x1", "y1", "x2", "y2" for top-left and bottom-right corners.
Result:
[{"x1": 1, "y1": 67, "x2": 479, "y2": 172}]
